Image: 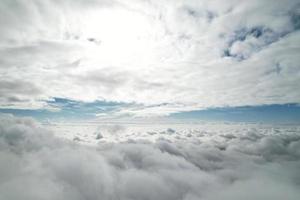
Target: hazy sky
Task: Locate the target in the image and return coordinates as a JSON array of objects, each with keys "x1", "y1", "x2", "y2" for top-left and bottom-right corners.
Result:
[{"x1": 0, "y1": 0, "x2": 300, "y2": 121}]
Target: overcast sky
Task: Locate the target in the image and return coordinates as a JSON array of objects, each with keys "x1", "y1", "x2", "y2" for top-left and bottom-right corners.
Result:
[{"x1": 0, "y1": 0, "x2": 300, "y2": 121}]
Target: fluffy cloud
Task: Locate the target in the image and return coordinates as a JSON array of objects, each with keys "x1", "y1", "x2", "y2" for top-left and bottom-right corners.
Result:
[
  {"x1": 1, "y1": 114, "x2": 300, "y2": 200},
  {"x1": 0, "y1": 0, "x2": 300, "y2": 115}
]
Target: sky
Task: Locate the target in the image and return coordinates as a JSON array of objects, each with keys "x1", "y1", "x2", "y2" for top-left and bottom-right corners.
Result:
[
  {"x1": 0, "y1": 0, "x2": 300, "y2": 122},
  {"x1": 1, "y1": 1, "x2": 300, "y2": 199}
]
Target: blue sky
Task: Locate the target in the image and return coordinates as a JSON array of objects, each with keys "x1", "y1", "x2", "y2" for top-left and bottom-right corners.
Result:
[
  {"x1": 171, "y1": 104, "x2": 300, "y2": 123},
  {"x1": 0, "y1": 98, "x2": 127, "y2": 121},
  {"x1": 1, "y1": 97, "x2": 299, "y2": 123}
]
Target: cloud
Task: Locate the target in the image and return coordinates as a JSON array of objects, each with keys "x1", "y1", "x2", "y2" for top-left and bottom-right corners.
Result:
[
  {"x1": 0, "y1": 79, "x2": 46, "y2": 109},
  {"x1": 1, "y1": 114, "x2": 300, "y2": 199},
  {"x1": 0, "y1": 0, "x2": 300, "y2": 116}
]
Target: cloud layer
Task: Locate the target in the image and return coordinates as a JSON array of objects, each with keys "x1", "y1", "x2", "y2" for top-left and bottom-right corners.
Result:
[
  {"x1": 1, "y1": 114, "x2": 300, "y2": 199},
  {"x1": 0, "y1": 0, "x2": 300, "y2": 115}
]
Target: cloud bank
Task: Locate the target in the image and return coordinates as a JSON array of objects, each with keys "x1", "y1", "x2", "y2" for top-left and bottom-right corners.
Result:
[
  {"x1": 0, "y1": 0, "x2": 300, "y2": 115},
  {"x1": 1, "y1": 114, "x2": 300, "y2": 200}
]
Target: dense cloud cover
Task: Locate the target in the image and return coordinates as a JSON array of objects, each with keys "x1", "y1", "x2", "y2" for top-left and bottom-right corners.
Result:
[
  {"x1": 1, "y1": 114, "x2": 300, "y2": 200},
  {"x1": 0, "y1": 0, "x2": 300, "y2": 116}
]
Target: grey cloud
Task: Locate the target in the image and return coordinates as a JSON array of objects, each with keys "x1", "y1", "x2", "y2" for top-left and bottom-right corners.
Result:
[
  {"x1": 75, "y1": 69, "x2": 130, "y2": 91},
  {"x1": 0, "y1": 79, "x2": 46, "y2": 109},
  {"x1": 0, "y1": 80, "x2": 41, "y2": 95}
]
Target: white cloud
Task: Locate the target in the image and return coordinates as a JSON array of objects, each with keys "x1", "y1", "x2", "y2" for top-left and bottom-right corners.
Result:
[
  {"x1": 1, "y1": 114, "x2": 300, "y2": 199},
  {"x1": 0, "y1": 0, "x2": 299, "y2": 115}
]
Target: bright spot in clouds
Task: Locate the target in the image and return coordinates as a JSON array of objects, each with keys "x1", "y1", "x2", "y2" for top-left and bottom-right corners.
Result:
[{"x1": 82, "y1": 8, "x2": 156, "y2": 65}]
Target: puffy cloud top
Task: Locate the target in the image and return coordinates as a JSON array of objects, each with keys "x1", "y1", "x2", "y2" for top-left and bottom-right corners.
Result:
[{"x1": 1, "y1": 114, "x2": 300, "y2": 199}]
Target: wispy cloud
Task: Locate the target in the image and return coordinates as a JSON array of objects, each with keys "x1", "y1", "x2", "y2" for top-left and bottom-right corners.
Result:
[{"x1": 0, "y1": 0, "x2": 299, "y2": 117}]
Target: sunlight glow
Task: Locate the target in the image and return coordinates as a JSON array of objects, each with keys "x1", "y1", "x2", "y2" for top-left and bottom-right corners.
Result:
[{"x1": 80, "y1": 8, "x2": 159, "y2": 67}]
